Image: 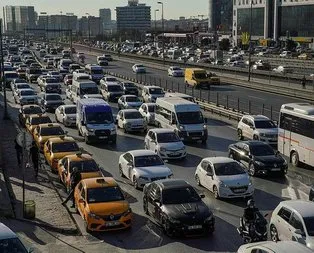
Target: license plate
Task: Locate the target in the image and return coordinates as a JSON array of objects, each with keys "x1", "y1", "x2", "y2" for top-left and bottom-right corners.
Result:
[
  {"x1": 99, "y1": 136, "x2": 108, "y2": 139},
  {"x1": 272, "y1": 168, "x2": 281, "y2": 171},
  {"x1": 188, "y1": 225, "x2": 202, "y2": 230},
  {"x1": 192, "y1": 137, "x2": 200, "y2": 140},
  {"x1": 234, "y1": 189, "x2": 245, "y2": 193},
  {"x1": 106, "y1": 221, "x2": 120, "y2": 227}
]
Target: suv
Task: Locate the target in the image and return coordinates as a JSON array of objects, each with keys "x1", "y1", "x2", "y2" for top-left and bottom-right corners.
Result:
[
  {"x1": 237, "y1": 115, "x2": 278, "y2": 146},
  {"x1": 270, "y1": 200, "x2": 314, "y2": 250}
]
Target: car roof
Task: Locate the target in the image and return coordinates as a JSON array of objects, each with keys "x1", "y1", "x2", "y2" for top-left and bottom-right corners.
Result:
[
  {"x1": 202, "y1": 157, "x2": 235, "y2": 164},
  {"x1": 279, "y1": 200, "x2": 314, "y2": 218},
  {"x1": 127, "y1": 149, "x2": 156, "y2": 157},
  {"x1": 82, "y1": 177, "x2": 117, "y2": 189},
  {"x1": 48, "y1": 136, "x2": 76, "y2": 143},
  {"x1": 121, "y1": 109, "x2": 140, "y2": 113},
  {"x1": 38, "y1": 123, "x2": 61, "y2": 128},
  {"x1": 149, "y1": 128, "x2": 175, "y2": 134},
  {"x1": 239, "y1": 140, "x2": 269, "y2": 146},
  {"x1": 122, "y1": 95, "x2": 137, "y2": 98},
  {"x1": 29, "y1": 113, "x2": 49, "y2": 119},
  {"x1": 0, "y1": 223, "x2": 18, "y2": 240},
  {"x1": 157, "y1": 179, "x2": 190, "y2": 190},
  {"x1": 63, "y1": 153, "x2": 93, "y2": 162},
  {"x1": 243, "y1": 115, "x2": 270, "y2": 121},
  {"x1": 241, "y1": 241, "x2": 313, "y2": 253}
]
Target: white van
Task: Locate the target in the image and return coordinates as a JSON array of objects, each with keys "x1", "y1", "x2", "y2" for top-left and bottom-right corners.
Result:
[
  {"x1": 72, "y1": 73, "x2": 90, "y2": 82},
  {"x1": 155, "y1": 97, "x2": 207, "y2": 143},
  {"x1": 71, "y1": 79, "x2": 99, "y2": 104},
  {"x1": 85, "y1": 64, "x2": 104, "y2": 83},
  {"x1": 164, "y1": 92, "x2": 196, "y2": 103}
]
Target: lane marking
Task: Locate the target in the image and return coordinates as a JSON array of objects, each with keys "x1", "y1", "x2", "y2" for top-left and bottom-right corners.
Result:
[{"x1": 248, "y1": 95, "x2": 265, "y2": 101}]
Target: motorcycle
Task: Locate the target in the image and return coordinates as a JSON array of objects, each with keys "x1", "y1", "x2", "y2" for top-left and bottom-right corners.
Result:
[{"x1": 237, "y1": 211, "x2": 268, "y2": 243}]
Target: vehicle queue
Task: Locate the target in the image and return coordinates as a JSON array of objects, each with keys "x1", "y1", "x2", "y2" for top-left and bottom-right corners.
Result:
[{"x1": 2, "y1": 41, "x2": 314, "y2": 252}]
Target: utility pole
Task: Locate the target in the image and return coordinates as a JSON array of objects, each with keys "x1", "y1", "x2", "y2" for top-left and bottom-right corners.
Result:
[
  {"x1": 248, "y1": 0, "x2": 253, "y2": 82},
  {"x1": 157, "y1": 2, "x2": 165, "y2": 65},
  {"x1": 154, "y1": 9, "x2": 159, "y2": 46}
]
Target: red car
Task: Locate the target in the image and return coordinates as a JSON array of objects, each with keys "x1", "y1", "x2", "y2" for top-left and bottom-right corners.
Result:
[{"x1": 64, "y1": 74, "x2": 73, "y2": 86}]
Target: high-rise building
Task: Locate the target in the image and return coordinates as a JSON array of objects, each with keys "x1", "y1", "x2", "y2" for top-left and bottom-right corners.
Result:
[
  {"x1": 78, "y1": 16, "x2": 102, "y2": 37},
  {"x1": 4, "y1": 6, "x2": 36, "y2": 32},
  {"x1": 233, "y1": 0, "x2": 314, "y2": 46},
  {"x1": 116, "y1": 0, "x2": 151, "y2": 36},
  {"x1": 99, "y1": 8, "x2": 112, "y2": 32},
  {"x1": 208, "y1": 0, "x2": 232, "y2": 32}
]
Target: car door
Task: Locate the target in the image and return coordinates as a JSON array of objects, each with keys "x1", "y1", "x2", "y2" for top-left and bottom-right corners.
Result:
[
  {"x1": 289, "y1": 212, "x2": 307, "y2": 245},
  {"x1": 198, "y1": 160, "x2": 209, "y2": 188},
  {"x1": 206, "y1": 163, "x2": 215, "y2": 191},
  {"x1": 44, "y1": 141, "x2": 52, "y2": 164},
  {"x1": 121, "y1": 153, "x2": 132, "y2": 179},
  {"x1": 241, "y1": 118, "x2": 250, "y2": 139},
  {"x1": 276, "y1": 207, "x2": 293, "y2": 240},
  {"x1": 148, "y1": 131, "x2": 157, "y2": 152},
  {"x1": 147, "y1": 183, "x2": 157, "y2": 216},
  {"x1": 240, "y1": 144, "x2": 251, "y2": 169},
  {"x1": 247, "y1": 119, "x2": 255, "y2": 139},
  {"x1": 118, "y1": 111, "x2": 124, "y2": 128},
  {"x1": 78, "y1": 186, "x2": 87, "y2": 218}
]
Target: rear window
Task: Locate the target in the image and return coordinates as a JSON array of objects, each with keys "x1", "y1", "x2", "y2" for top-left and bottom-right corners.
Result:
[
  {"x1": 51, "y1": 142, "x2": 79, "y2": 153},
  {"x1": 40, "y1": 126, "x2": 65, "y2": 136},
  {"x1": 30, "y1": 117, "x2": 52, "y2": 125}
]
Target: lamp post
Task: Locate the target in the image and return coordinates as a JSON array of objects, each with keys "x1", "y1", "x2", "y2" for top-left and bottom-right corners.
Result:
[
  {"x1": 248, "y1": 0, "x2": 253, "y2": 82},
  {"x1": 85, "y1": 13, "x2": 91, "y2": 51},
  {"x1": 59, "y1": 11, "x2": 63, "y2": 41},
  {"x1": 154, "y1": 9, "x2": 159, "y2": 46},
  {"x1": 40, "y1": 12, "x2": 48, "y2": 43},
  {"x1": 157, "y1": 1, "x2": 165, "y2": 65}
]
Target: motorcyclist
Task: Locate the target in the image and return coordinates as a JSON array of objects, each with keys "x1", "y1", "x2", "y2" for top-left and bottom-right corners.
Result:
[{"x1": 242, "y1": 199, "x2": 260, "y2": 235}]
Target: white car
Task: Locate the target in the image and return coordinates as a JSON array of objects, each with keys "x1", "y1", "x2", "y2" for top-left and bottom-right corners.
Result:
[
  {"x1": 76, "y1": 52, "x2": 85, "y2": 59},
  {"x1": 237, "y1": 241, "x2": 313, "y2": 253},
  {"x1": 144, "y1": 129, "x2": 186, "y2": 160},
  {"x1": 270, "y1": 200, "x2": 314, "y2": 250},
  {"x1": 118, "y1": 150, "x2": 173, "y2": 189},
  {"x1": 139, "y1": 103, "x2": 156, "y2": 125},
  {"x1": 118, "y1": 95, "x2": 142, "y2": 110},
  {"x1": 168, "y1": 66, "x2": 184, "y2": 77},
  {"x1": 55, "y1": 105, "x2": 77, "y2": 127},
  {"x1": 195, "y1": 157, "x2": 254, "y2": 199},
  {"x1": 12, "y1": 83, "x2": 32, "y2": 97},
  {"x1": 279, "y1": 51, "x2": 292, "y2": 58},
  {"x1": 237, "y1": 115, "x2": 278, "y2": 145},
  {"x1": 273, "y1": 65, "x2": 293, "y2": 74},
  {"x1": 15, "y1": 88, "x2": 38, "y2": 105},
  {"x1": 116, "y1": 109, "x2": 147, "y2": 133},
  {"x1": 100, "y1": 76, "x2": 120, "y2": 86},
  {"x1": 132, "y1": 64, "x2": 146, "y2": 73},
  {"x1": 141, "y1": 86, "x2": 165, "y2": 103}
]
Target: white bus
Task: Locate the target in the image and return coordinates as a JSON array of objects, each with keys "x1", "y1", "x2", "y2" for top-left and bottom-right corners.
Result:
[{"x1": 278, "y1": 103, "x2": 314, "y2": 167}]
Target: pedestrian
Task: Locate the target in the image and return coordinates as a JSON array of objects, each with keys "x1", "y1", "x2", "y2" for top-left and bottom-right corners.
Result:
[
  {"x1": 29, "y1": 141, "x2": 39, "y2": 177},
  {"x1": 302, "y1": 76, "x2": 306, "y2": 89},
  {"x1": 14, "y1": 138, "x2": 22, "y2": 166},
  {"x1": 62, "y1": 167, "x2": 81, "y2": 208}
]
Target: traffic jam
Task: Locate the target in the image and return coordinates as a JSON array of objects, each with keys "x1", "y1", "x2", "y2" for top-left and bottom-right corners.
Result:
[{"x1": 2, "y1": 40, "x2": 314, "y2": 252}]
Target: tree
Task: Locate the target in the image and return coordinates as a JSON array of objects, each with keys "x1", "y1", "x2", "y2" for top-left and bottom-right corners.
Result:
[
  {"x1": 219, "y1": 38, "x2": 230, "y2": 51},
  {"x1": 286, "y1": 39, "x2": 297, "y2": 52}
]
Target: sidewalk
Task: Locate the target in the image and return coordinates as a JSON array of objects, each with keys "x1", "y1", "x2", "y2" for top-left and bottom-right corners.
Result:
[{"x1": 0, "y1": 106, "x2": 78, "y2": 234}]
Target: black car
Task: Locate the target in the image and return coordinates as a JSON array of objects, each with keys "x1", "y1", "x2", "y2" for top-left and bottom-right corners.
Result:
[
  {"x1": 121, "y1": 82, "x2": 139, "y2": 96},
  {"x1": 143, "y1": 179, "x2": 215, "y2": 237},
  {"x1": 228, "y1": 141, "x2": 288, "y2": 177},
  {"x1": 310, "y1": 185, "x2": 314, "y2": 201},
  {"x1": 40, "y1": 93, "x2": 64, "y2": 112}
]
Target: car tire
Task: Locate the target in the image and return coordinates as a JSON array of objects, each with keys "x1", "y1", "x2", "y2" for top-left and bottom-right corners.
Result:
[
  {"x1": 270, "y1": 224, "x2": 279, "y2": 242},
  {"x1": 237, "y1": 129, "x2": 243, "y2": 140},
  {"x1": 248, "y1": 163, "x2": 256, "y2": 177},
  {"x1": 119, "y1": 165, "x2": 124, "y2": 177},
  {"x1": 291, "y1": 151, "x2": 300, "y2": 167},
  {"x1": 195, "y1": 174, "x2": 201, "y2": 186},
  {"x1": 133, "y1": 176, "x2": 139, "y2": 189},
  {"x1": 213, "y1": 186, "x2": 219, "y2": 199}
]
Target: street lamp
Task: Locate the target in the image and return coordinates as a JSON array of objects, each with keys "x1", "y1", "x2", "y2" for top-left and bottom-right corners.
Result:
[
  {"x1": 40, "y1": 12, "x2": 48, "y2": 43},
  {"x1": 59, "y1": 11, "x2": 63, "y2": 40},
  {"x1": 154, "y1": 9, "x2": 159, "y2": 46},
  {"x1": 248, "y1": 0, "x2": 253, "y2": 82},
  {"x1": 157, "y1": 1, "x2": 165, "y2": 65}
]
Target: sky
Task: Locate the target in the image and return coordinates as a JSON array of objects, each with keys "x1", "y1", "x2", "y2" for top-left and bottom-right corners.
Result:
[{"x1": 0, "y1": 0, "x2": 209, "y2": 20}]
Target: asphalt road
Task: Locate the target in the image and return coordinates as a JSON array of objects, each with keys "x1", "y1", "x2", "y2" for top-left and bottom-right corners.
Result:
[{"x1": 3, "y1": 54, "x2": 311, "y2": 252}]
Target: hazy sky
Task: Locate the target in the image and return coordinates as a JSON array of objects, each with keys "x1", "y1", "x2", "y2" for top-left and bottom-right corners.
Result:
[{"x1": 0, "y1": 0, "x2": 209, "y2": 20}]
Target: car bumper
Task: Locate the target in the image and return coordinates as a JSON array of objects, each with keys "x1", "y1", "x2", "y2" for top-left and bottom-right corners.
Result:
[
  {"x1": 159, "y1": 150, "x2": 187, "y2": 160},
  {"x1": 168, "y1": 218, "x2": 215, "y2": 236},
  {"x1": 255, "y1": 164, "x2": 288, "y2": 175},
  {"x1": 218, "y1": 185, "x2": 254, "y2": 199},
  {"x1": 86, "y1": 213, "x2": 132, "y2": 232},
  {"x1": 87, "y1": 134, "x2": 116, "y2": 142},
  {"x1": 179, "y1": 130, "x2": 208, "y2": 142}
]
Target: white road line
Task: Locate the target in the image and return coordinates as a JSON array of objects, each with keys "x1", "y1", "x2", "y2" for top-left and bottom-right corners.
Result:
[{"x1": 248, "y1": 95, "x2": 265, "y2": 101}]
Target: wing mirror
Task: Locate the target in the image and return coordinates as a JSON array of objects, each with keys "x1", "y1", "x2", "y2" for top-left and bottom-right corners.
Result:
[
  {"x1": 199, "y1": 194, "x2": 205, "y2": 198},
  {"x1": 295, "y1": 229, "x2": 305, "y2": 237},
  {"x1": 153, "y1": 199, "x2": 161, "y2": 206}
]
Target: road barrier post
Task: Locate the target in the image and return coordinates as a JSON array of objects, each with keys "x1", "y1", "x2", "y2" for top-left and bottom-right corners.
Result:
[
  {"x1": 192, "y1": 87, "x2": 194, "y2": 97},
  {"x1": 177, "y1": 82, "x2": 180, "y2": 92},
  {"x1": 216, "y1": 93, "x2": 219, "y2": 106},
  {"x1": 159, "y1": 78, "x2": 162, "y2": 87},
  {"x1": 199, "y1": 89, "x2": 202, "y2": 101},
  {"x1": 237, "y1": 98, "x2": 240, "y2": 121},
  {"x1": 150, "y1": 76, "x2": 152, "y2": 84},
  {"x1": 226, "y1": 95, "x2": 229, "y2": 109},
  {"x1": 184, "y1": 83, "x2": 186, "y2": 94},
  {"x1": 208, "y1": 89, "x2": 210, "y2": 103},
  {"x1": 172, "y1": 81, "x2": 174, "y2": 91},
  {"x1": 165, "y1": 80, "x2": 168, "y2": 90},
  {"x1": 249, "y1": 100, "x2": 251, "y2": 114}
]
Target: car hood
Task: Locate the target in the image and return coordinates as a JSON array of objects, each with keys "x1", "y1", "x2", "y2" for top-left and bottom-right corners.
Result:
[
  {"x1": 255, "y1": 155, "x2": 285, "y2": 164},
  {"x1": 125, "y1": 119, "x2": 144, "y2": 124},
  {"x1": 88, "y1": 200, "x2": 129, "y2": 215},
  {"x1": 159, "y1": 141, "x2": 185, "y2": 151},
  {"x1": 135, "y1": 165, "x2": 171, "y2": 177},
  {"x1": 65, "y1": 113, "x2": 76, "y2": 118},
  {"x1": 216, "y1": 174, "x2": 250, "y2": 187},
  {"x1": 163, "y1": 201, "x2": 211, "y2": 221}
]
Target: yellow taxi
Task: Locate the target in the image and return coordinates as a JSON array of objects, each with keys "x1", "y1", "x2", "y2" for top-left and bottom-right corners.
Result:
[
  {"x1": 43, "y1": 136, "x2": 80, "y2": 172},
  {"x1": 74, "y1": 177, "x2": 132, "y2": 233},
  {"x1": 19, "y1": 104, "x2": 43, "y2": 126},
  {"x1": 57, "y1": 153, "x2": 103, "y2": 192},
  {"x1": 33, "y1": 123, "x2": 66, "y2": 151},
  {"x1": 25, "y1": 114, "x2": 52, "y2": 134}
]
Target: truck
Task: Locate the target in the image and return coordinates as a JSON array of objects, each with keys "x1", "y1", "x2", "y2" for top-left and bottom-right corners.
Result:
[{"x1": 76, "y1": 99, "x2": 116, "y2": 144}]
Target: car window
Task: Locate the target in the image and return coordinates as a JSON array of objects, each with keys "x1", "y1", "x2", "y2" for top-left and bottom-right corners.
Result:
[
  {"x1": 123, "y1": 153, "x2": 132, "y2": 164},
  {"x1": 242, "y1": 118, "x2": 248, "y2": 125},
  {"x1": 278, "y1": 207, "x2": 292, "y2": 222},
  {"x1": 251, "y1": 249, "x2": 269, "y2": 253},
  {"x1": 247, "y1": 120, "x2": 254, "y2": 127},
  {"x1": 290, "y1": 213, "x2": 304, "y2": 232},
  {"x1": 78, "y1": 182, "x2": 83, "y2": 191},
  {"x1": 81, "y1": 188, "x2": 86, "y2": 200}
]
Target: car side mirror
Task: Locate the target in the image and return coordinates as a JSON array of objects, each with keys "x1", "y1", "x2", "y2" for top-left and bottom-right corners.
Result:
[
  {"x1": 275, "y1": 150, "x2": 280, "y2": 156},
  {"x1": 81, "y1": 121, "x2": 85, "y2": 126},
  {"x1": 127, "y1": 162, "x2": 133, "y2": 168},
  {"x1": 248, "y1": 154, "x2": 253, "y2": 159},
  {"x1": 199, "y1": 194, "x2": 205, "y2": 198},
  {"x1": 79, "y1": 198, "x2": 85, "y2": 204},
  {"x1": 250, "y1": 126, "x2": 255, "y2": 130},
  {"x1": 295, "y1": 229, "x2": 305, "y2": 237}
]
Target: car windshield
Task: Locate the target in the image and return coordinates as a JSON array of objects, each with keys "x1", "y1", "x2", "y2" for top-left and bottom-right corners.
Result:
[
  {"x1": 106, "y1": 78, "x2": 118, "y2": 82},
  {"x1": 17, "y1": 84, "x2": 30, "y2": 89},
  {"x1": 124, "y1": 83, "x2": 136, "y2": 88},
  {"x1": 137, "y1": 65, "x2": 144, "y2": 68},
  {"x1": 21, "y1": 90, "x2": 35, "y2": 96},
  {"x1": 69, "y1": 160, "x2": 98, "y2": 173},
  {"x1": 149, "y1": 88, "x2": 164, "y2": 94},
  {"x1": 51, "y1": 142, "x2": 79, "y2": 153},
  {"x1": 46, "y1": 78, "x2": 58, "y2": 83},
  {"x1": 124, "y1": 111, "x2": 142, "y2": 119},
  {"x1": 194, "y1": 73, "x2": 207, "y2": 79},
  {"x1": 29, "y1": 69, "x2": 42, "y2": 74},
  {"x1": 50, "y1": 72, "x2": 59, "y2": 75},
  {"x1": 23, "y1": 107, "x2": 42, "y2": 114},
  {"x1": 107, "y1": 85, "x2": 122, "y2": 92},
  {"x1": 126, "y1": 96, "x2": 140, "y2": 102},
  {"x1": 40, "y1": 127, "x2": 64, "y2": 136},
  {"x1": 157, "y1": 132, "x2": 180, "y2": 143},
  {"x1": 64, "y1": 107, "x2": 76, "y2": 114},
  {"x1": 91, "y1": 70, "x2": 103, "y2": 74},
  {"x1": 5, "y1": 73, "x2": 19, "y2": 78},
  {"x1": 15, "y1": 79, "x2": 26, "y2": 83},
  {"x1": 250, "y1": 144, "x2": 275, "y2": 156},
  {"x1": 172, "y1": 67, "x2": 181, "y2": 71},
  {"x1": 46, "y1": 95, "x2": 61, "y2": 100},
  {"x1": 87, "y1": 186, "x2": 125, "y2": 204},
  {"x1": 31, "y1": 117, "x2": 51, "y2": 125},
  {"x1": 0, "y1": 237, "x2": 28, "y2": 253},
  {"x1": 80, "y1": 86, "x2": 99, "y2": 95},
  {"x1": 148, "y1": 105, "x2": 155, "y2": 112},
  {"x1": 254, "y1": 120, "x2": 277, "y2": 129},
  {"x1": 304, "y1": 217, "x2": 314, "y2": 236},
  {"x1": 134, "y1": 155, "x2": 164, "y2": 167},
  {"x1": 214, "y1": 162, "x2": 246, "y2": 176},
  {"x1": 162, "y1": 186, "x2": 201, "y2": 205},
  {"x1": 177, "y1": 111, "x2": 204, "y2": 124},
  {"x1": 86, "y1": 112, "x2": 113, "y2": 124}
]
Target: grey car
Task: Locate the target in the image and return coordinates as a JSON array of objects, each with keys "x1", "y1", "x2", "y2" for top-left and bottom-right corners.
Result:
[{"x1": 40, "y1": 93, "x2": 64, "y2": 112}]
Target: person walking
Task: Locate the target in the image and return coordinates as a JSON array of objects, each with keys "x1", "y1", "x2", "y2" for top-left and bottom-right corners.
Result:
[
  {"x1": 62, "y1": 167, "x2": 81, "y2": 208},
  {"x1": 29, "y1": 141, "x2": 39, "y2": 177},
  {"x1": 14, "y1": 138, "x2": 22, "y2": 166}
]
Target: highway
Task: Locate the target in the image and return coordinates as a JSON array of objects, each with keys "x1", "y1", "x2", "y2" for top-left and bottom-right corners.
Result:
[{"x1": 1, "y1": 50, "x2": 311, "y2": 252}]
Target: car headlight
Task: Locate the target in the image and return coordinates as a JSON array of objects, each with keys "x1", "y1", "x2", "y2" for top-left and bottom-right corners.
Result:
[
  {"x1": 248, "y1": 181, "x2": 253, "y2": 186},
  {"x1": 179, "y1": 125, "x2": 185, "y2": 130},
  {"x1": 203, "y1": 124, "x2": 207, "y2": 129},
  {"x1": 219, "y1": 181, "x2": 228, "y2": 188},
  {"x1": 87, "y1": 128, "x2": 95, "y2": 132},
  {"x1": 139, "y1": 176, "x2": 149, "y2": 181},
  {"x1": 123, "y1": 208, "x2": 132, "y2": 216},
  {"x1": 168, "y1": 216, "x2": 181, "y2": 224},
  {"x1": 88, "y1": 212, "x2": 100, "y2": 220},
  {"x1": 255, "y1": 161, "x2": 264, "y2": 166},
  {"x1": 159, "y1": 147, "x2": 167, "y2": 152},
  {"x1": 168, "y1": 173, "x2": 174, "y2": 178}
]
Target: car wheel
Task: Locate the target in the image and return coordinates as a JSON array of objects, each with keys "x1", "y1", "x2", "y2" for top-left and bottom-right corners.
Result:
[
  {"x1": 133, "y1": 176, "x2": 139, "y2": 189},
  {"x1": 213, "y1": 186, "x2": 219, "y2": 199},
  {"x1": 248, "y1": 163, "x2": 256, "y2": 177},
  {"x1": 143, "y1": 197, "x2": 149, "y2": 215},
  {"x1": 119, "y1": 164, "x2": 124, "y2": 177},
  {"x1": 291, "y1": 151, "x2": 300, "y2": 167},
  {"x1": 195, "y1": 174, "x2": 201, "y2": 186},
  {"x1": 270, "y1": 224, "x2": 279, "y2": 242},
  {"x1": 237, "y1": 129, "x2": 243, "y2": 140}
]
